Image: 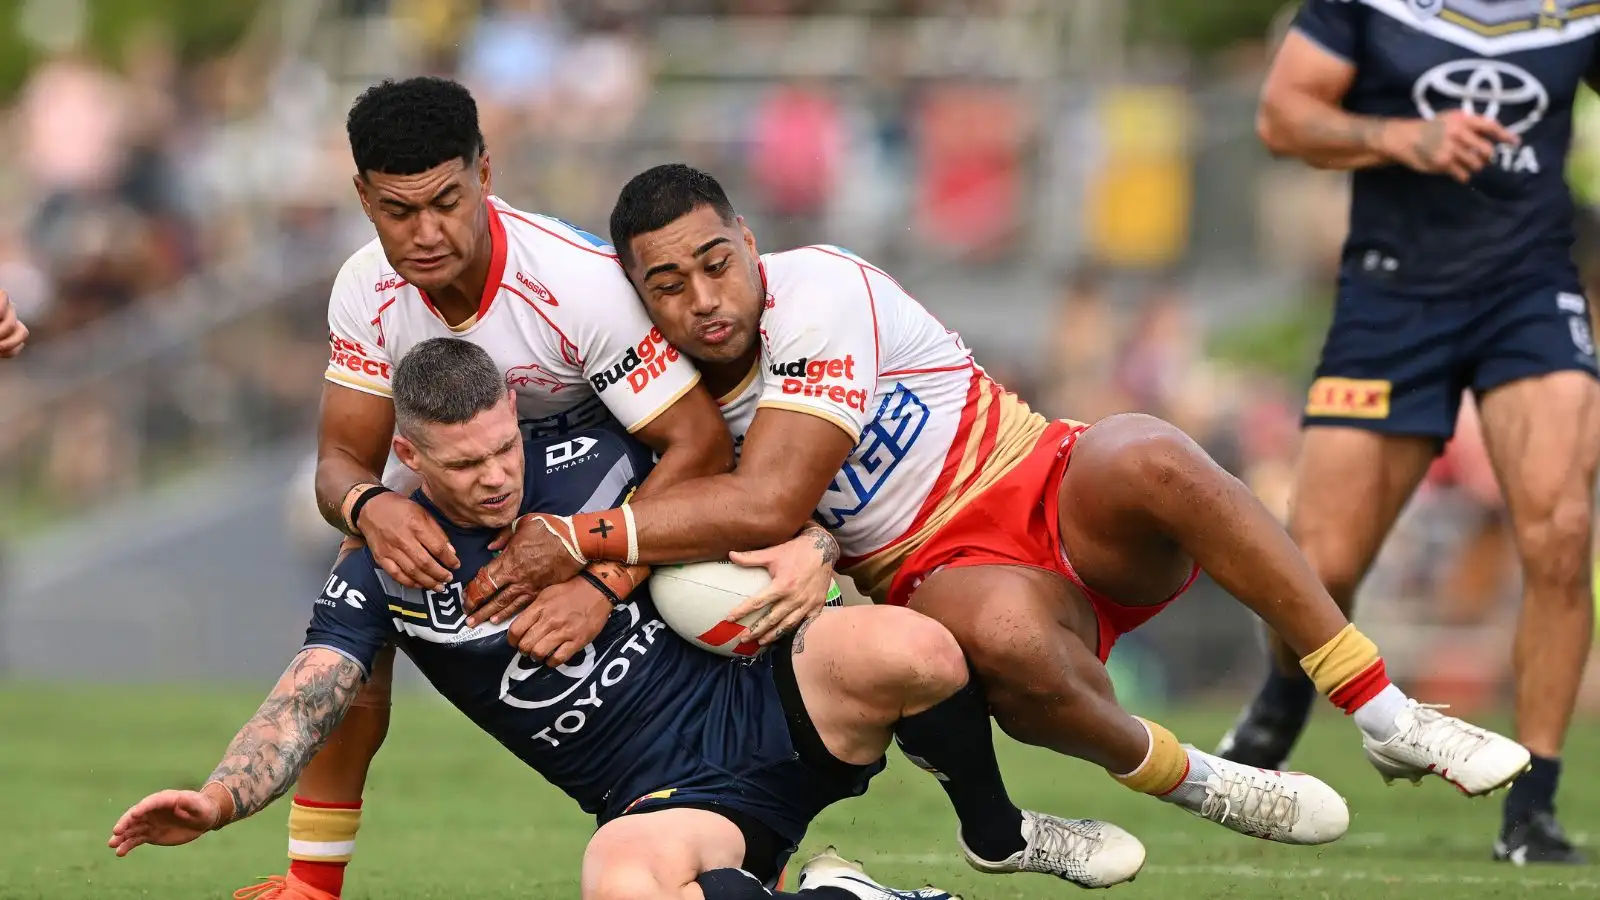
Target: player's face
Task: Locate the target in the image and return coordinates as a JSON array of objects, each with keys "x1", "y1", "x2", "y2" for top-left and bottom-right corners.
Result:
[
  {"x1": 396, "y1": 392, "x2": 524, "y2": 530},
  {"x1": 625, "y1": 204, "x2": 764, "y2": 366},
  {"x1": 355, "y1": 155, "x2": 491, "y2": 294}
]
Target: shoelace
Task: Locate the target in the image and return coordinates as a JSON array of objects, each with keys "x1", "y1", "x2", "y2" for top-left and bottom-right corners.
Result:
[
  {"x1": 233, "y1": 876, "x2": 286, "y2": 900},
  {"x1": 1402, "y1": 703, "x2": 1490, "y2": 765},
  {"x1": 1024, "y1": 813, "x2": 1104, "y2": 869},
  {"x1": 1198, "y1": 771, "x2": 1300, "y2": 835}
]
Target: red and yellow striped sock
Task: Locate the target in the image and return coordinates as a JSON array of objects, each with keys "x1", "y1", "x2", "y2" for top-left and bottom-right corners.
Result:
[
  {"x1": 1110, "y1": 718, "x2": 1190, "y2": 796},
  {"x1": 287, "y1": 796, "x2": 361, "y2": 897},
  {"x1": 1300, "y1": 624, "x2": 1392, "y2": 714}
]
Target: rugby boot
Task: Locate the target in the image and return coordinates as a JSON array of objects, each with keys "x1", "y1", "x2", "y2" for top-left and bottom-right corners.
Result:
[
  {"x1": 1362, "y1": 700, "x2": 1530, "y2": 796},
  {"x1": 959, "y1": 809, "x2": 1145, "y2": 888},
  {"x1": 233, "y1": 873, "x2": 339, "y2": 900},
  {"x1": 797, "y1": 848, "x2": 960, "y2": 899},
  {"x1": 1494, "y1": 810, "x2": 1589, "y2": 865},
  {"x1": 1165, "y1": 748, "x2": 1349, "y2": 845}
]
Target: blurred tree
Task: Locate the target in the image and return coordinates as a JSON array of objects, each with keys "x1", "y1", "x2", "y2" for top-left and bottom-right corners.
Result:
[
  {"x1": 0, "y1": 0, "x2": 262, "y2": 100},
  {"x1": 1128, "y1": 0, "x2": 1290, "y2": 56}
]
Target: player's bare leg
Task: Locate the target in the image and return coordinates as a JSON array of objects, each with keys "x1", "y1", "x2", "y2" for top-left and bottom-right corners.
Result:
[
  {"x1": 1478, "y1": 371, "x2": 1600, "y2": 864},
  {"x1": 581, "y1": 801, "x2": 957, "y2": 898},
  {"x1": 792, "y1": 604, "x2": 1145, "y2": 888},
  {"x1": 1217, "y1": 426, "x2": 1435, "y2": 768},
  {"x1": 912, "y1": 564, "x2": 1349, "y2": 846},
  {"x1": 236, "y1": 646, "x2": 394, "y2": 900},
  {"x1": 1060, "y1": 415, "x2": 1526, "y2": 795}
]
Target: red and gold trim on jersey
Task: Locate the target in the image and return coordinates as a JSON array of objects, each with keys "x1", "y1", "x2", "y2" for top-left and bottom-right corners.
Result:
[{"x1": 838, "y1": 368, "x2": 1049, "y2": 601}]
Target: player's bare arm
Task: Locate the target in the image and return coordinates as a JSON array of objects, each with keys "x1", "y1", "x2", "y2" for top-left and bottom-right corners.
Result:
[
  {"x1": 106, "y1": 648, "x2": 364, "y2": 856},
  {"x1": 466, "y1": 407, "x2": 851, "y2": 609},
  {"x1": 628, "y1": 385, "x2": 735, "y2": 498},
  {"x1": 1259, "y1": 30, "x2": 1517, "y2": 180},
  {"x1": 317, "y1": 382, "x2": 457, "y2": 589}
]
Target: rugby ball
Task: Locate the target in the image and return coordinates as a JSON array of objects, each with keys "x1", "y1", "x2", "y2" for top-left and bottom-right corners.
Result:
[{"x1": 649, "y1": 560, "x2": 852, "y2": 658}]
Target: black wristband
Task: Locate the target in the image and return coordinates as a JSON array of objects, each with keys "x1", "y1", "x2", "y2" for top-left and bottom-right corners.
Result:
[
  {"x1": 579, "y1": 569, "x2": 623, "y2": 606},
  {"x1": 348, "y1": 484, "x2": 394, "y2": 532}
]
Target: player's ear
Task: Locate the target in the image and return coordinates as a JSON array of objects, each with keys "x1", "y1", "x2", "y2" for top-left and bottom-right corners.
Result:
[
  {"x1": 393, "y1": 434, "x2": 420, "y2": 472},
  {"x1": 353, "y1": 175, "x2": 373, "y2": 222},
  {"x1": 739, "y1": 218, "x2": 758, "y2": 257},
  {"x1": 478, "y1": 151, "x2": 492, "y2": 196}
]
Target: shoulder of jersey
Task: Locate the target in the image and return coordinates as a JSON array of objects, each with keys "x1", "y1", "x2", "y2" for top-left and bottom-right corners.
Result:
[
  {"x1": 758, "y1": 244, "x2": 870, "y2": 304},
  {"x1": 333, "y1": 237, "x2": 411, "y2": 311},
  {"x1": 493, "y1": 197, "x2": 622, "y2": 276}
]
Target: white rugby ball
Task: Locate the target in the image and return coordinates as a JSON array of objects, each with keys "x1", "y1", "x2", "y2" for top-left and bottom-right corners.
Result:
[{"x1": 649, "y1": 560, "x2": 853, "y2": 658}]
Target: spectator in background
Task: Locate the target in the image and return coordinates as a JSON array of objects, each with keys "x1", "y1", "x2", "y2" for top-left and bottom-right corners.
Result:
[{"x1": 747, "y1": 77, "x2": 844, "y2": 251}]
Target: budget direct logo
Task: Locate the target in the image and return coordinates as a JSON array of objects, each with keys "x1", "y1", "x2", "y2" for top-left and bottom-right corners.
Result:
[
  {"x1": 589, "y1": 329, "x2": 681, "y2": 395},
  {"x1": 328, "y1": 333, "x2": 391, "y2": 381},
  {"x1": 769, "y1": 354, "x2": 868, "y2": 413}
]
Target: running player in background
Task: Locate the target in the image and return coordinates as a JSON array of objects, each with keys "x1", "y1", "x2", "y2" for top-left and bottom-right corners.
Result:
[
  {"x1": 0, "y1": 288, "x2": 27, "y2": 357},
  {"x1": 106, "y1": 337, "x2": 1054, "y2": 900},
  {"x1": 1223, "y1": 0, "x2": 1598, "y2": 864},
  {"x1": 257, "y1": 77, "x2": 766, "y2": 900},
  {"x1": 469, "y1": 164, "x2": 1529, "y2": 868}
]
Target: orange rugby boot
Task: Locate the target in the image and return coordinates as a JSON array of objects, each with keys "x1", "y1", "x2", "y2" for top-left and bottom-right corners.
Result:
[{"x1": 233, "y1": 873, "x2": 340, "y2": 900}]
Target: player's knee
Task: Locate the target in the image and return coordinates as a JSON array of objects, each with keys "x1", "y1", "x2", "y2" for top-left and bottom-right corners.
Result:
[
  {"x1": 888, "y1": 612, "x2": 968, "y2": 711},
  {"x1": 1513, "y1": 492, "x2": 1593, "y2": 592},
  {"x1": 1085, "y1": 413, "x2": 1211, "y2": 491}
]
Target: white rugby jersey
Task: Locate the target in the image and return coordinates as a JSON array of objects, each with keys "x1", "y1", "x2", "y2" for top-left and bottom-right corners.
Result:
[
  {"x1": 732, "y1": 246, "x2": 1049, "y2": 600},
  {"x1": 325, "y1": 196, "x2": 701, "y2": 439}
]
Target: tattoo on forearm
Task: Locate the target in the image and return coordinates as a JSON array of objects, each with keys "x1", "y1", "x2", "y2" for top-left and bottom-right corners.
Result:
[
  {"x1": 205, "y1": 652, "x2": 363, "y2": 822},
  {"x1": 803, "y1": 522, "x2": 840, "y2": 567}
]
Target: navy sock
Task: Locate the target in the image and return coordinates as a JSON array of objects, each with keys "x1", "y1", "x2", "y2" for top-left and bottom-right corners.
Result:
[
  {"x1": 695, "y1": 868, "x2": 852, "y2": 899},
  {"x1": 1504, "y1": 754, "x2": 1560, "y2": 825},
  {"x1": 893, "y1": 676, "x2": 1026, "y2": 862},
  {"x1": 1253, "y1": 666, "x2": 1317, "y2": 728}
]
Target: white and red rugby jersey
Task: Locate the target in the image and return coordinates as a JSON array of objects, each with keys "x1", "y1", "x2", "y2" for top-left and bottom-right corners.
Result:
[
  {"x1": 727, "y1": 245, "x2": 1050, "y2": 600},
  {"x1": 325, "y1": 196, "x2": 701, "y2": 439}
]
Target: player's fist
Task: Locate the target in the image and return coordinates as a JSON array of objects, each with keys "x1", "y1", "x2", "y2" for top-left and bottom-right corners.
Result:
[
  {"x1": 107, "y1": 789, "x2": 221, "y2": 856},
  {"x1": 465, "y1": 514, "x2": 587, "y2": 625},
  {"x1": 358, "y1": 491, "x2": 459, "y2": 591},
  {"x1": 505, "y1": 575, "x2": 613, "y2": 665},
  {"x1": 0, "y1": 288, "x2": 28, "y2": 358},
  {"x1": 1381, "y1": 110, "x2": 1519, "y2": 184}
]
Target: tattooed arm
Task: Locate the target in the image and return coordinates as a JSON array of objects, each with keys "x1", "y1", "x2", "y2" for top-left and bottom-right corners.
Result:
[
  {"x1": 202, "y1": 648, "x2": 366, "y2": 824},
  {"x1": 106, "y1": 649, "x2": 366, "y2": 856}
]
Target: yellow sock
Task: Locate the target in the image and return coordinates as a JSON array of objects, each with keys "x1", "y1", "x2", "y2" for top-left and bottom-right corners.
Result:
[
  {"x1": 287, "y1": 796, "x2": 361, "y2": 895},
  {"x1": 1299, "y1": 624, "x2": 1391, "y2": 713},
  {"x1": 1110, "y1": 718, "x2": 1190, "y2": 796}
]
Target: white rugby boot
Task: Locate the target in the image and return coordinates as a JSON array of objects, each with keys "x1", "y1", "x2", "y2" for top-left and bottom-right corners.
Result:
[
  {"x1": 1362, "y1": 700, "x2": 1530, "y2": 796},
  {"x1": 1164, "y1": 748, "x2": 1349, "y2": 845},
  {"x1": 797, "y1": 848, "x2": 961, "y2": 899},
  {"x1": 959, "y1": 809, "x2": 1145, "y2": 888}
]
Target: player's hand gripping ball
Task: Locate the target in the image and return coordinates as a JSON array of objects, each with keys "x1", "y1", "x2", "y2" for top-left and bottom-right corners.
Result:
[{"x1": 650, "y1": 561, "x2": 845, "y2": 658}]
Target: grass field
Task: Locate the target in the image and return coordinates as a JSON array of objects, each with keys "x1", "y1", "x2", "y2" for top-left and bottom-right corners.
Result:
[{"x1": 4, "y1": 683, "x2": 1596, "y2": 899}]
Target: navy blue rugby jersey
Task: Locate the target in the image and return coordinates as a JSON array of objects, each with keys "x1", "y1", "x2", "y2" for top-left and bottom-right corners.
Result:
[
  {"x1": 302, "y1": 426, "x2": 732, "y2": 815},
  {"x1": 1294, "y1": 0, "x2": 1600, "y2": 293}
]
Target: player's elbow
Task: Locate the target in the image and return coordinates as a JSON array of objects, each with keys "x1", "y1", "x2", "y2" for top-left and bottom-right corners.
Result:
[
  {"x1": 1255, "y1": 100, "x2": 1296, "y2": 158},
  {"x1": 662, "y1": 420, "x2": 734, "y2": 478},
  {"x1": 739, "y1": 485, "x2": 817, "y2": 548}
]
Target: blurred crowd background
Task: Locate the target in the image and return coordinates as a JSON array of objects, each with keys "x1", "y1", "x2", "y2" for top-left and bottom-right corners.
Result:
[{"x1": 2, "y1": 0, "x2": 1599, "y2": 715}]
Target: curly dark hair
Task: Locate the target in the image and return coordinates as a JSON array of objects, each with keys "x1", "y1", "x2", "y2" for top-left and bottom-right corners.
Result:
[
  {"x1": 346, "y1": 77, "x2": 485, "y2": 177},
  {"x1": 610, "y1": 163, "x2": 739, "y2": 267}
]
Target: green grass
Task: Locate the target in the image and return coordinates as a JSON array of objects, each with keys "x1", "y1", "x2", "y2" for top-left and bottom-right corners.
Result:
[{"x1": 4, "y1": 683, "x2": 1596, "y2": 899}]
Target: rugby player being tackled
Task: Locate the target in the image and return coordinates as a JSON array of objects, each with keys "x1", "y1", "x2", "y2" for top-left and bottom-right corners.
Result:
[
  {"x1": 470, "y1": 165, "x2": 1534, "y2": 869},
  {"x1": 109, "y1": 338, "x2": 1038, "y2": 900}
]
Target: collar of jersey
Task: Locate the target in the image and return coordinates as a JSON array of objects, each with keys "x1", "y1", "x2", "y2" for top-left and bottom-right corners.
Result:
[{"x1": 416, "y1": 200, "x2": 508, "y2": 331}]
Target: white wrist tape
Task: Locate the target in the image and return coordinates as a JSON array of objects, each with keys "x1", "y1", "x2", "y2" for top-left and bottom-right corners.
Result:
[{"x1": 621, "y1": 503, "x2": 639, "y2": 566}]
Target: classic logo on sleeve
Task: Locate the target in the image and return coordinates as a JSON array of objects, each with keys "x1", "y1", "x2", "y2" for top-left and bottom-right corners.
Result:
[
  {"x1": 328, "y1": 333, "x2": 391, "y2": 381},
  {"x1": 769, "y1": 354, "x2": 869, "y2": 413},
  {"x1": 589, "y1": 328, "x2": 683, "y2": 395}
]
